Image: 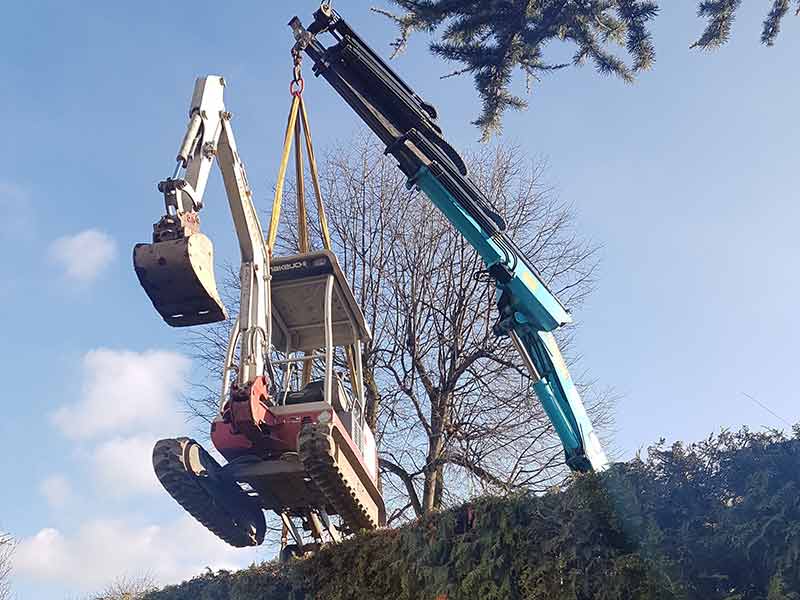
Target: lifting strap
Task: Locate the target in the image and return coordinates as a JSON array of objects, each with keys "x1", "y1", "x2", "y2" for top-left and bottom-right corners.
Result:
[
  {"x1": 266, "y1": 94, "x2": 332, "y2": 252},
  {"x1": 267, "y1": 58, "x2": 356, "y2": 387}
]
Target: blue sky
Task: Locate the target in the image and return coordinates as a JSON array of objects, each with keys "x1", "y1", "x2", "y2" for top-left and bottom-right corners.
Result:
[{"x1": 1, "y1": 1, "x2": 798, "y2": 598}]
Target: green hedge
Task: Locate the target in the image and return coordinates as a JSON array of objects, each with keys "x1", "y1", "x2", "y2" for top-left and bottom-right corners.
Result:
[{"x1": 147, "y1": 427, "x2": 800, "y2": 600}]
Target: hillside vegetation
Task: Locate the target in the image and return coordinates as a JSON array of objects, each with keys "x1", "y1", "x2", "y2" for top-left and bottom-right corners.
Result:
[{"x1": 146, "y1": 427, "x2": 800, "y2": 600}]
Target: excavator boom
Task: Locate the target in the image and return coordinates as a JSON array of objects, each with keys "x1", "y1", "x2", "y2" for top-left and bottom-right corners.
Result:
[{"x1": 290, "y1": 4, "x2": 608, "y2": 473}]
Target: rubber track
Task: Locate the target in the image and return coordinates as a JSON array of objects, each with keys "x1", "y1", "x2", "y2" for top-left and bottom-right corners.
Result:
[
  {"x1": 298, "y1": 423, "x2": 377, "y2": 533},
  {"x1": 153, "y1": 438, "x2": 263, "y2": 548}
]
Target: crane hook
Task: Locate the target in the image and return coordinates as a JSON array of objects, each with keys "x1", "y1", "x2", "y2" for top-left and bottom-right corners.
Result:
[{"x1": 290, "y1": 47, "x2": 304, "y2": 96}]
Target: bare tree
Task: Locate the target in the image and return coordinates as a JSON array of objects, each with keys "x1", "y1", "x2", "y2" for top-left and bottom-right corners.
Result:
[
  {"x1": 0, "y1": 533, "x2": 12, "y2": 600},
  {"x1": 89, "y1": 574, "x2": 157, "y2": 600},
  {"x1": 316, "y1": 135, "x2": 610, "y2": 520},
  {"x1": 185, "y1": 134, "x2": 613, "y2": 523}
]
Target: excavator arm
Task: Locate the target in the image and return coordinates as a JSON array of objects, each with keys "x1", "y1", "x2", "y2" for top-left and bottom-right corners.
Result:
[
  {"x1": 290, "y1": 5, "x2": 608, "y2": 473},
  {"x1": 134, "y1": 75, "x2": 272, "y2": 387}
]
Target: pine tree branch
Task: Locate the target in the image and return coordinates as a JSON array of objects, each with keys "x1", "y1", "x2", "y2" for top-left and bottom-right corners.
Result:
[
  {"x1": 762, "y1": 0, "x2": 791, "y2": 45},
  {"x1": 380, "y1": 0, "x2": 659, "y2": 139},
  {"x1": 691, "y1": 0, "x2": 743, "y2": 49},
  {"x1": 377, "y1": 0, "x2": 792, "y2": 137}
]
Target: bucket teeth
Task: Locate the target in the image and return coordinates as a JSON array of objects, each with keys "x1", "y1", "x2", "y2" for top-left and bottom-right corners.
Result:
[{"x1": 153, "y1": 438, "x2": 265, "y2": 548}]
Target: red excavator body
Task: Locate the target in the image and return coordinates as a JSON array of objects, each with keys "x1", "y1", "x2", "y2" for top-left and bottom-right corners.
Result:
[
  {"x1": 150, "y1": 252, "x2": 385, "y2": 549},
  {"x1": 207, "y1": 376, "x2": 384, "y2": 531}
]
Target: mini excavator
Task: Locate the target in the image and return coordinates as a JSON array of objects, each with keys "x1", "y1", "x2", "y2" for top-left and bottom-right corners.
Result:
[
  {"x1": 134, "y1": 75, "x2": 383, "y2": 556},
  {"x1": 133, "y1": 2, "x2": 608, "y2": 557}
]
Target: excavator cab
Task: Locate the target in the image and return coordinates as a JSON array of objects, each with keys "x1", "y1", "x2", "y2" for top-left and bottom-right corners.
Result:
[
  {"x1": 270, "y1": 249, "x2": 376, "y2": 479},
  {"x1": 210, "y1": 250, "x2": 384, "y2": 534}
]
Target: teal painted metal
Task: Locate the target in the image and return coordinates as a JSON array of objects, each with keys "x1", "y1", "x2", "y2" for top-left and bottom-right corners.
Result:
[
  {"x1": 410, "y1": 168, "x2": 570, "y2": 332},
  {"x1": 410, "y1": 167, "x2": 609, "y2": 472},
  {"x1": 532, "y1": 379, "x2": 580, "y2": 452},
  {"x1": 523, "y1": 327, "x2": 608, "y2": 471}
]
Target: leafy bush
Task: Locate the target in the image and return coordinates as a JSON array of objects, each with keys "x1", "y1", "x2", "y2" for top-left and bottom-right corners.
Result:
[{"x1": 147, "y1": 427, "x2": 800, "y2": 600}]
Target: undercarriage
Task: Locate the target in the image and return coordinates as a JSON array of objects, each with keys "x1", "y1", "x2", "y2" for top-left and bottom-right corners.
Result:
[{"x1": 153, "y1": 401, "x2": 385, "y2": 549}]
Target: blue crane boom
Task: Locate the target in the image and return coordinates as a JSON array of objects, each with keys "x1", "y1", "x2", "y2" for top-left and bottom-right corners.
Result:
[{"x1": 290, "y1": 4, "x2": 609, "y2": 473}]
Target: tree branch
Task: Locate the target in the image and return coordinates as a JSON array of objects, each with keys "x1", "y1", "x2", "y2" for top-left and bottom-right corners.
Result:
[{"x1": 380, "y1": 457, "x2": 423, "y2": 517}]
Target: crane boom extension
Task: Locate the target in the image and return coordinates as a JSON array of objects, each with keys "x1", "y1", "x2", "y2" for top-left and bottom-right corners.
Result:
[{"x1": 290, "y1": 5, "x2": 608, "y2": 472}]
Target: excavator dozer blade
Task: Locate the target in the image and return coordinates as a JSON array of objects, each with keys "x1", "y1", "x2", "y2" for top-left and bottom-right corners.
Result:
[{"x1": 133, "y1": 233, "x2": 227, "y2": 327}]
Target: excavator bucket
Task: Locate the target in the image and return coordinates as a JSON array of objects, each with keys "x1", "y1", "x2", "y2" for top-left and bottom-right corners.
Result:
[{"x1": 133, "y1": 233, "x2": 227, "y2": 327}]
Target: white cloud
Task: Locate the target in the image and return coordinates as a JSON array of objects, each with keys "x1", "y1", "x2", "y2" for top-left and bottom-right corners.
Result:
[
  {"x1": 51, "y1": 348, "x2": 190, "y2": 440},
  {"x1": 13, "y1": 516, "x2": 260, "y2": 591},
  {"x1": 92, "y1": 434, "x2": 161, "y2": 496},
  {"x1": 39, "y1": 475, "x2": 73, "y2": 509},
  {"x1": 48, "y1": 229, "x2": 116, "y2": 283}
]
